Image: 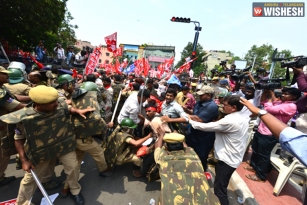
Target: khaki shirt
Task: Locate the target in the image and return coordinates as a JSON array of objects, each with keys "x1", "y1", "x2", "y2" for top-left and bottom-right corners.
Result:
[{"x1": 4, "y1": 83, "x2": 31, "y2": 96}]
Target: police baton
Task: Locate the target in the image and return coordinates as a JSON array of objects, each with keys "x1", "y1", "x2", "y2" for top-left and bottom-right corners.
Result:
[
  {"x1": 30, "y1": 169, "x2": 54, "y2": 205},
  {"x1": 106, "y1": 89, "x2": 122, "y2": 137}
]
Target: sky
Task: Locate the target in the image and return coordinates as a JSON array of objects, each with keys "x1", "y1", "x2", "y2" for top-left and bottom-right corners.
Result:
[{"x1": 66, "y1": 0, "x2": 306, "y2": 64}]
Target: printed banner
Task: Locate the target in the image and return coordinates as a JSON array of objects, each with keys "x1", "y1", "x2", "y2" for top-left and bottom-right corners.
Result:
[{"x1": 85, "y1": 47, "x2": 101, "y2": 75}]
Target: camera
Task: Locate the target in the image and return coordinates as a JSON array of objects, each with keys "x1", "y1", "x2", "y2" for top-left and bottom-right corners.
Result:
[
  {"x1": 220, "y1": 60, "x2": 227, "y2": 66},
  {"x1": 230, "y1": 66, "x2": 252, "y2": 82},
  {"x1": 281, "y1": 56, "x2": 307, "y2": 68},
  {"x1": 254, "y1": 78, "x2": 285, "y2": 90}
]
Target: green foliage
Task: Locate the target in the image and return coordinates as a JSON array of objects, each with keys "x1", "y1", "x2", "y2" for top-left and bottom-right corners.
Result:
[
  {"x1": 227, "y1": 56, "x2": 241, "y2": 64},
  {"x1": 244, "y1": 44, "x2": 292, "y2": 78},
  {"x1": 175, "y1": 42, "x2": 206, "y2": 74},
  {"x1": 0, "y1": 0, "x2": 77, "y2": 55}
]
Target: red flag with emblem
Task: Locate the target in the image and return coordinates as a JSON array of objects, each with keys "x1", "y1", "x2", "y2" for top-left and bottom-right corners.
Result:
[
  {"x1": 164, "y1": 56, "x2": 174, "y2": 71},
  {"x1": 104, "y1": 32, "x2": 117, "y2": 52},
  {"x1": 113, "y1": 47, "x2": 123, "y2": 57}
]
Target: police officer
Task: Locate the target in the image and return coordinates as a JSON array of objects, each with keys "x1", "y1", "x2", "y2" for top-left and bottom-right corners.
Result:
[
  {"x1": 154, "y1": 133, "x2": 220, "y2": 204},
  {"x1": 104, "y1": 118, "x2": 152, "y2": 177},
  {"x1": 0, "y1": 86, "x2": 94, "y2": 205},
  {"x1": 58, "y1": 79, "x2": 113, "y2": 196},
  {"x1": 0, "y1": 67, "x2": 25, "y2": 187},
  {"x1": 4, "y1": 68, "x2": 31, "y2": 103}
]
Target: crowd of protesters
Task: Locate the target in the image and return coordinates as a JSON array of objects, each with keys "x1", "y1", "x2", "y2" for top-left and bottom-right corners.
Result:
[{"x1": 0, "y1": 45, "x2": 306, "y2": 205}]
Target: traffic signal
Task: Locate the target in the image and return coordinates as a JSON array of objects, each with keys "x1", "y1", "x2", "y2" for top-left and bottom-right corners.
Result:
[
  {"x1": 191, "y1": 51, "x2": 196, "y2": 59},
  {"x1": 170, "y1": 17, "x2": 191, "y2": 23}
]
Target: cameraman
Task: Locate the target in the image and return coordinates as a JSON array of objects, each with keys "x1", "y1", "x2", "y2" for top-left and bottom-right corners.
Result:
[
  {"x1": 54, "y1": 43, "x2": 65, "y2": 65},
  {"x1": 222, "y1": 63, "x2": 236, "y2": 71},
  {"x1": 292, "y1": 67, "x2": 307, "y2": 114}
]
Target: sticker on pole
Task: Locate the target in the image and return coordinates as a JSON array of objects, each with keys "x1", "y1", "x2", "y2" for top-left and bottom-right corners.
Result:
[{"x1": 0, "y1": 198, "x2": 16, "y2": 205}]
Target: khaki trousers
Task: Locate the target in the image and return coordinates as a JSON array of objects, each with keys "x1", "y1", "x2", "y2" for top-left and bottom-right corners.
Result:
[
  {"x1": 64, "y1": 137, "x2": 107, "y2": 189},
  {"x1": 16, "y1": 151, "x2": 81, "y2": 205},
  {"x1": 0, "y1": 146, "x2": 10, "y2": 181}
]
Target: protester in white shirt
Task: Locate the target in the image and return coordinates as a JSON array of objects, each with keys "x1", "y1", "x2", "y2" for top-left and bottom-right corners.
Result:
[{"x1": 188, "y1": 95, "x2": 248, "y2": 205}]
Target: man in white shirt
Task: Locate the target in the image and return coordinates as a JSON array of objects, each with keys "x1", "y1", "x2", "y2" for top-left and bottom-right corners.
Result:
[
  {"x1": 54, "y1": 43, "x2": 65, "y2": 65},
  {"x1": 118, "y1": 89, "x2": 150, "y2": 125},
  {"x1": 188, "y1": 95, "x2": 248, "y2": 205}
]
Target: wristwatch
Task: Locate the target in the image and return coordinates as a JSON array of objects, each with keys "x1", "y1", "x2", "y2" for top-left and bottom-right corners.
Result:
[{"x1": 258, "y1": 110, "x2": 268, "y2": 117}]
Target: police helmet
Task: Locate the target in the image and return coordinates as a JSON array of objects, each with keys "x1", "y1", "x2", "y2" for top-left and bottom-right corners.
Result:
[
  {"x1": 57, "y1": 74, "x2": 74, "y2": 85},
  {"x1": 120, "y1": 118, "x2": 137, "y2": 129},
  {"x1": 8, "y1": 68, "x2": 24, "y2": 84},
  {"x1": 80, "y1": 81, "x2": 98, "y2": 91}
]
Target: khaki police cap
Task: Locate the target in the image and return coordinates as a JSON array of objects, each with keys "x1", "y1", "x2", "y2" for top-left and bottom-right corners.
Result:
[
  {"x1": 29, "y1": 85, "x2": 58, "y2": 104},
  {"x1": 0, "y1": 66, "x2": 11, "y2": 74},
  {"x1": 163, "y1": 133, "x2": 185, "y2": 143}
]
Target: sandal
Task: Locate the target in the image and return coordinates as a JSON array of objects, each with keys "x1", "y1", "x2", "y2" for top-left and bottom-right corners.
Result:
[
  {"x1": 245, "y1": 174, "x2": 265, "y2": 183},
  {"x1": 243, "y1": 166, "x2": 256, "y2": 173}
]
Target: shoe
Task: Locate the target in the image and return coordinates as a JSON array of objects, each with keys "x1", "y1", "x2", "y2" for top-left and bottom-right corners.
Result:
[
  {"x1": 61, "y1": 188, "x2": 70, "y2": 198},
  {"x1": 70, "y1": 193, "x2": 84, "y2": 205},
  {"x1": 42, "y1": 180, "x2": 61, "y2": 190},
  {"x1": 0, "y1": 176, "x2": 16, "y2": 186},
  {"x1": 99, "y1": 167, "x2": 113, "y2": 177}
]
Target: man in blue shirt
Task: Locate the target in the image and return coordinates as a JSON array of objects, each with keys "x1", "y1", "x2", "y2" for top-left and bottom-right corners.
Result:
[{"x1": 185, "y1": 85, "x2": 219, "y2": 171}]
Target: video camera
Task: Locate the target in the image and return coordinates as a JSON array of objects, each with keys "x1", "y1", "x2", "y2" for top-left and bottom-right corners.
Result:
[
  {"x1": 281, "y1": 56, "x2": 307, "y2": 68},
  {"x1": 220, "y1": 60, "x2": 227, "y2": 66},
  {"x1": 230, "y1": 66, "x2": 252, "y2": 82},
  {"x1": 254, "y1": 78, "x2": 285, "y2": 90}
]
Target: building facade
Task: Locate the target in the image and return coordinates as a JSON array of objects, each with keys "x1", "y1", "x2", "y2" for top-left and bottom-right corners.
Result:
[
  {"x1": 74, "y1": 39, "x2": 113, "y2": 66},
  {"x1": 202, "y1": 50, "x2": 232, "y2": 71},
  {"x1": 143, "y1": 45, "x2": 175, "y2": 69}
]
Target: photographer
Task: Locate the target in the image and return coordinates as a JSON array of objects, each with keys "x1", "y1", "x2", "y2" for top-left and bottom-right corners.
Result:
[
  {"x1": 221, "y1": 61, "x2": 236, "y2": 71},
  {"x1": 54, "y1": 43, "x2": 65, "y2": 65},
  {"x1": 292, "y1": 67, "x2": 307, "y2": 114},
  {"x1": 244, "y1": 87, "x2": 300, "y2": 182}
]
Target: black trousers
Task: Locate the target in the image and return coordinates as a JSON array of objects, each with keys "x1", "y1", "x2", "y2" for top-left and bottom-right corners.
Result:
[
  {"x1": 250, "y1": 131, "x2": 278, "y2": 180},
  {"x1": 214, "y1": 160, "x2": 236, "y2": 205}
]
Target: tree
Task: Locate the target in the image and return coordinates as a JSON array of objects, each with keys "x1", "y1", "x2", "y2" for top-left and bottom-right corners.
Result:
[
  {"x1": 175, "y1": 42, "x2": 206, "y2": 76},
  {"x1": 0, "y1": 0, "x2": 77, "y2": 54},
  {"x1": 244, "y1": 44, "x2": 292, "y2": 79}
]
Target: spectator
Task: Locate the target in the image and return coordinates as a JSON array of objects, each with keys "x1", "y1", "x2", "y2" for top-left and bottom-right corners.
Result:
[
  {"x1": 188, "y1": 95, "x2": 248, "y2": 205},
  {"x1": 54, "y1": 43, "x2": 65, "y2": 65}
]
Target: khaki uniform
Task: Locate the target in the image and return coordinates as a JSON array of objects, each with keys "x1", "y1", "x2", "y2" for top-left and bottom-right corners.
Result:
[
  {"x1": 63, "y1": 89, "x2": 109, "y2": 189},
  {"x1": 104, "y1": 126, "x2": 142, "y2": 168},
  {"x1": 155, "y1": 147, "x2": 220, "y2": 205},
  {"x1": 0, "y1": 99, "x2": 81, "y2": 205},
  {"x1": 0, "y1": 97, "x2": 20, "y2": 181},
  {"x1": 4, "y1": 83, "x2": 31, "y2": 96}
]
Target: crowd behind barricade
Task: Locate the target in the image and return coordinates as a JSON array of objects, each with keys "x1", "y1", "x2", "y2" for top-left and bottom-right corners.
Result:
[{"x1": 0, "y1": 55, "x2": 306, "y2": 205}]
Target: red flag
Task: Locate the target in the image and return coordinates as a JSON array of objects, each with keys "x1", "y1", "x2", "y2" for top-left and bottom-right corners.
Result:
[
  {"x1": 120, "y1": 61, "x2": 128, "y2": 69},
  {"x1": 164, "y1": 56, "x2": 174, "y2": 71},
  {"x1": 134, "y1": 59, "x2": 142, "y2": 76},
  {"x1": 85, "y1": 46, "x2": 101, "y2": 75},
  {"x1": 104, "y1": 32, "x2": 117, "y2": 52},
  {"x1": 113, "y1": 47, "x2": 123, "y2": 57},
  {"x1": 115, "y1": 59, "x2": 121, "y2": 74},
  {"x1": 104, "y1": 64, "x2": 112, "y2": 74},
  {"x1": 28, "y1": 54, "x2": 44, "y2": 69},
  {"x1": 143, "y1": 58, "x2": 148, "y2": 76},
  {"x1": 175, "y1": 57, "x2": 197, "y2": 74}
]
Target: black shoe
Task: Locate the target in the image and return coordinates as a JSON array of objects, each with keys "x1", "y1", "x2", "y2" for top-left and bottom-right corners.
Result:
[
  {"x1": 0, "y1": 176, "x2": 16, "y2": 186},
  {"x1": 70, "y1": 193, "x2": 84, "y2": 205},
  {"x1": 42, "y1": 180, "x2": 61, "y2": 190}
]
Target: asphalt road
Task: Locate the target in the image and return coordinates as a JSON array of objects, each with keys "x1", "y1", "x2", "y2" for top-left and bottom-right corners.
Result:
[{"x1": 0, "y1": 153, "x2": 240, "y2": 205}]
